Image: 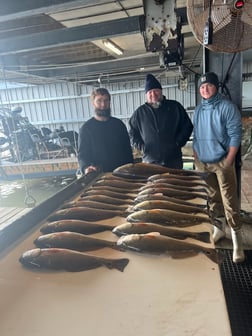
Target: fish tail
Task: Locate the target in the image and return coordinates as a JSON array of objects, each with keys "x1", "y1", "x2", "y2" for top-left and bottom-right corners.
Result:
[
  {"x1": 192, "y1": 232, "x2": 211, "y2": 243},
  {"x1": 198, "y1": 187, "x2": 209, "y2": 194},
  {"x1": 111, "y1": 242, "x2": 126, "y2": 252},
  {"x1": 198, "y1": 194, "x2": 209, "y2": 200},
  {"x1": 106, "y1": 258, "x2": 129, "y2": 272},
  {"x1": 203, "y1": 248, "x2": 225, "y2": 264}
]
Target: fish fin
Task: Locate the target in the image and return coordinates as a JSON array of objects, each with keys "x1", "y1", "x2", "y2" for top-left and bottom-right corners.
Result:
[
  {"x1": 169, "y1": 250, "x2": 199, "y2": 259},
  {"x1": 191, "y1": 232, "x2": 211, "y2": 243},
  {"x1": 198, "y1": 188, "x2": 208, "y2": 194},
  {"x1": 112, "y1": 242, "x2": 126, "y2": 252},
  {"x1": 145, "y1": 232, "x2": 161, "y2": 237},
  {"x1": 106, "y1": 258, "x2": 130, "y2": 272},
  {"x1": 203, "y1": 248, "x2": 225, "y2": 264},
  {"x1": 126, "y1": 206, "x2": 135, "y2": 213}
]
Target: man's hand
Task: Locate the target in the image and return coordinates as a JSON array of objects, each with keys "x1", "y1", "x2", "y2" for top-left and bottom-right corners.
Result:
[{"x1": 85, "y1": 165, "x2": 97, "y2": 175}]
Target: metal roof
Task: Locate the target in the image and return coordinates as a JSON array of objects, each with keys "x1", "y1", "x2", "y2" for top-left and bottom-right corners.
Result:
[{"x1": 0, "y1": 0, "x2": 249, "y2": 86}]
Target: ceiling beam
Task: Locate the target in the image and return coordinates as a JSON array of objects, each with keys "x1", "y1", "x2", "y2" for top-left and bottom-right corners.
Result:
[
  {"x1": 19, "y1": 54, "x2": 161, "y2": 79},
  {"x1": 0, "y1": 0, "x2": 112, "y2": 22},
  {"x1": 0, "y1": 16, "x2": 142, "y2": 56}
]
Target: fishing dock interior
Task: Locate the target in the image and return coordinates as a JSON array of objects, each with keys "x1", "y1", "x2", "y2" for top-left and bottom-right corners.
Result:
[
  {"x1": 0, "y1": 156, "x2": 251, "y2": 335},
  {"x1": 0, "y1": 0, "x2": 252, "y2": 335}
]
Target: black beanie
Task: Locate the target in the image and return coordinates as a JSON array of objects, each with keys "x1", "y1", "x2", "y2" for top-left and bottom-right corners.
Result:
[
  {"x1": 199, "y1": 72, "x2": 219, "y2": 89},
  {"x1": 145, "y1": 74, "x2": 162, "y2": 93}
]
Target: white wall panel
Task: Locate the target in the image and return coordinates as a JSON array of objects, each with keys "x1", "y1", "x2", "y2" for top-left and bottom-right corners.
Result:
[{"x1": 0, "y1": 74, "x2": 197, "y2": 136}]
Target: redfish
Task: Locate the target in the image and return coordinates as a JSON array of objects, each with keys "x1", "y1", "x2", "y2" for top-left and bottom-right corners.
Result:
[
  {"x1": 47, "y1": 207, "x2": 125, "y2": 222},
  {"x1": 61, "y1": 200, "x2": 128, "y2": 211},
  {"x1": 127, "y1": 209, "x2": 210, "y2": 227},
  {"x1": 113, "y1": 163, "x2": 211, "y2": 179},
  {"x1": 138, "y1": 187, "x2": 208, "y2": 200},
  {"x1": 86, "y1": 185, "x2": 137, "y2": 195},
  {"x1": 133, "y1": 200, "x2": 208, "y2": 215},
  {"x1": 134, "y1": 194, "x2": 207, "y2": 210},
  {"x1": 112, "y1": 222, "x2": 210, "y2": 243},
  {"x1": 40, "y1": 220, "x2": 114, "y2": 235},
  {"x1": 82, "y1": 189, "x2": 136, "y2": 200},
  {"x1": 113, "y1": 162, "x2": 171, "y2": 179},
  {"x1": 34, "y1": 231, "x2": 120, "y2": 251},
  {"x1": 139, "y1": 182, "x2": 207, "y2": 194},
  {"x1": 94, "y1": 179, "x2": 144, "y2": 190},
  {"x1": 19, "y1": 248, "x2": 129, "y2": 272},
  {"x1": 150, "y1": 177, "x2": 207, "y2": 187},
  {"x1": 79, "y1": 194, "x2": 134, "y2": 205},
  {"x1": 117, "y1": 233, "x2": 224, "y2": 264}
]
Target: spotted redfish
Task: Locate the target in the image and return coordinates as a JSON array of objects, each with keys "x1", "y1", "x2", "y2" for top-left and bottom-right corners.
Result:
[
  {"x1": 19, "y1": 248, "x2": 129, "y2": 272},
  {"x1": 112, "y1": 222, "x2": 210, "y2": 243},
  {"x1": 113, "y1": 163, "x2": 211, "y2": 179},
  {"x1": 127, "y1": 209, "x2": 210, "y2": 227},
  {"x1": 40, "y1": 220, "x2": 114, "y2": 235},
  {"x1": 61, "y1": 200, "x2": 128, "y2": 211},
  {"x1": 47, "y1": 207, "x2": 124, "y2": 222},
  {"x1": 138, "y1": 187, "x2": 208, "y2": 200},
  {"x1": 133, "y1": 200, "x2": 208, "y2": 215},
  {"x1": 79, "y1": 194, "x2": 134, "y2": 206},
  {"x1": 34, "y1": 231, "x2": 120, "y2": 251},
  {"x1": 117, "y1": 233, "x2": 224, "y2": 264},
  {"x1": 138, "y1": 182, "x2": 207, "y2": 194}
]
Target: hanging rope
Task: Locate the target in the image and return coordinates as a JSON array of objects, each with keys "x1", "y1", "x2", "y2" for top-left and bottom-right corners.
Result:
[
  {"x1": 0, "y1": 66, "x2": 37, "y2": 207},
  {"x1": 23, "y1": 184, "x2": 36, "y2": 207}
]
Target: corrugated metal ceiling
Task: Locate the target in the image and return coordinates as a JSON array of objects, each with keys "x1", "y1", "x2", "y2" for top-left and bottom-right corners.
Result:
[{"x1": 1, "y1": 0, "x2": 246, "y2": 86}]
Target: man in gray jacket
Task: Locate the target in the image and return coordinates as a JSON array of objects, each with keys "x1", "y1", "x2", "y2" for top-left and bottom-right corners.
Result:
[{"x1": 193, "y1": 72, "x2": 244, "y2": 263}]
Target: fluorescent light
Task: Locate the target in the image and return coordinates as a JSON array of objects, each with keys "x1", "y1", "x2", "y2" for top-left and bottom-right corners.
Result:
[{"x1": 103, "y1": 40, "x2": 123, "y2": 56}]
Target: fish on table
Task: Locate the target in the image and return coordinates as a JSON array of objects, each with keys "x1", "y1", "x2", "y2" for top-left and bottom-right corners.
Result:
[
  {"x1": 61, "y1": 200, "x2": 129, "y2": 211},
  {"x1": 81, "y1": 189, "x2": 136, "y2": 200},
  {"x1": 85, "y1": 185, "x2": 138, "y2": 195},
  {"x1": 97, "y1": 173, "x2": 147, "y2": 183},
  {"x1": 113, "y1": 162, "x2": 173, "y2": 179},
  {"x1": 138, "y1": 182, "x2": 208, "y2": 194},
  {"x1": 134, "y1": 193, "x2": 207, "y2": 210},
  {"x1": 19, "y1": 248, "x2": 129, "y2": 272},
  {"x1": 137, "y1": 186, "x2": 208, "y2": 200},
  {"x1": 150, "y1": 177, "x2": 207, "y2": 187},
  {"x1": 127, "y1": 209, "x2": 211, "y2": 227},
  {"x1": 79, "y1": 194, "x2": 134, "y2": 205},
  {"x1": 148, "y1": 172, "x2": 210, "y2": 182},
  {"x1": 113, "y1": 162, "x2": 212, "y2": 179},
  {"x1": 93, "y1": 179, "x2": 145, "y2": 190},
  {"x1": 40, "y1": 219, "x2": 115, "y2": 235},
  {"x1": 47, "y1": 207, "x2": 126, "y2": 222},
  {"x1": 132, "y1": 200, "x2": 208, "y2": 215},
  {"x1": 117, "y1": 233, "x2": 224, "y2": 264},
  {"x1": 112, "y1": 222, "x2": 211, "y2": 243},
  {"x1": 34, "y1": 231, "x2": 122, "y2": 252}
]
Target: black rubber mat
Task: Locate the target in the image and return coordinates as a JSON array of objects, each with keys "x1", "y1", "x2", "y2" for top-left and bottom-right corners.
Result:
[{"x1": 218, "y1": 249, "x2": 252, "y2": 336}]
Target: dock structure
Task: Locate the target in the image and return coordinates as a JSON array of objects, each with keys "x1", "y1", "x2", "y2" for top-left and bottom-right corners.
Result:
[{"x1": 0, "y1": 157, "x2": 79, "y2": 180}]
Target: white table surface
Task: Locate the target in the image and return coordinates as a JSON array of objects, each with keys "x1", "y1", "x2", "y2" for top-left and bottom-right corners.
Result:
[{"x1": 0, "y1": 211, "x2": 231, "y2": 336}]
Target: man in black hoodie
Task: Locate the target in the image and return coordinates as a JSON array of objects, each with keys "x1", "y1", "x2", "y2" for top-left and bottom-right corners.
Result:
[
  {"x1": 78, "y1": 88, "x2": 133, "y2": 175},
  {"x1": 129, "y1": 74, "x2": 193, "y2": 169}
]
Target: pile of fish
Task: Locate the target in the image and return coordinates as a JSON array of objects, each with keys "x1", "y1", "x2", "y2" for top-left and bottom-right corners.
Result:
[{"x1": 19, "y1": 163, "x2": 224, "y2": 272}]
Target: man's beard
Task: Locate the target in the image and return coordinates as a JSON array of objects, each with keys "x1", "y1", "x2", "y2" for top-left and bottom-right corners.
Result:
[
  {"x1": 148, "y1": 96, "x2": 163, "y2": 109},
  {"x1": 150, "y1": 101, "x2": 162, "y2": 109},
  {"x1": 95, "y1": 108, "x2": 111, "y2": 118}
]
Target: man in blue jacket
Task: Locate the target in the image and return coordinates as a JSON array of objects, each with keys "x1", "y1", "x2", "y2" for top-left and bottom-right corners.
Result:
[
  {"x1": 193, "y1": 72, "x2": 244, "y2": 263},
  {"x1": 129, "y1": 74, "x2": 193, "y2": 169}
]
